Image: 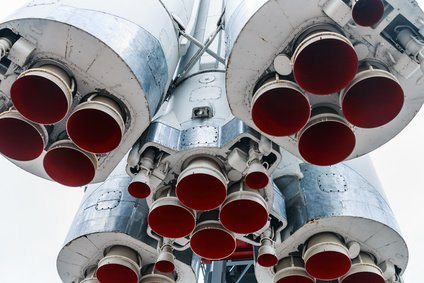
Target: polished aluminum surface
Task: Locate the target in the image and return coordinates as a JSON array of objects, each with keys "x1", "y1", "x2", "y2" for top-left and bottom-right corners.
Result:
[
  {"x1": 253, "y1": 156, "x2": 408, "y2": 282},
  {"x1": 57, "y1": 160, "x2": 196, "y2": 283},
  {"x1": 224, "y1": 0, "x2": 424, "y2": 163},
  {"x1": 0, "y1": 0, "x2": 189, "y2": 183}
]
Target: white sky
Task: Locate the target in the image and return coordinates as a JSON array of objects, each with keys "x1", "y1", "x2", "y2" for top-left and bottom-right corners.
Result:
[{"x1": 0, "y1": 1, "x2": 423, "y2": 282}]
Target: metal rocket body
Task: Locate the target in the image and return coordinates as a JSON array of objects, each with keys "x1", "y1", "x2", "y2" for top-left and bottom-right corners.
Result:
[{"x1": 0, "y1": 0, "x2": 422, "y2": 282}]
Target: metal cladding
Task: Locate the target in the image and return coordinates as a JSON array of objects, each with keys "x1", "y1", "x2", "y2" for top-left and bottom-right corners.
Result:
[
  {"x1": 0, "y1": 110, "x2": 47, "y2": 161},
  {"x1": 67, "y1": 96, "x2": 125, "y2": 153},
  {"x1": 352, "y1": 0, "x2": 385, "y2": 27},
  {"x1": 225, "y1": 0, "x2": 424, "y2": 166},
  {"x1": 251, "y1": 79, "x2": 310, "y2": 136},
  {"x1": 56, "y1": 160, "x2": 197, "y2": 283},
  {"x1": 292, "y1": 31, "x2": 358, "y2": 95},
  {"x1": 10, "y1": 65, "x2": 73, "y2": 124},
  {"x1": 0, "y1": 0, "x2": 192, "y2": 184},
  {"x1": 257, "y1": 155, "x2": 409, "y2": 283},
  {"x1": 43, "y1": 140, "x2": 97, "y2": 187},
  {"x1": 0, "y1": 0, "x2": 419, "y2": 282}
]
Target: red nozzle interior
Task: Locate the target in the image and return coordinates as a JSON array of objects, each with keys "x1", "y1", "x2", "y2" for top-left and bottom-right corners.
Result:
[
  {"x1": 251, "y1": 86, "x2": 310, "y2": 136},
  {"x1": 305, "y1": 250, "x2": 352, "y2": 280},
  {"x1": 342, "y1": 75, "x2": 404, "y2": 128},
  {"x1": 220, "y1": 199, "x2": 268, "y2": 234},
  {"x1": 97, "y1": 263, "x2": 138, "y2": 283},
  {"x1": 43, "y1": 146, "x2": 96, "y2": 187},
  {"x1": 176, "y1": 173, "x2": 227, "y2": 211},
  {"x1": 352, "y1": 0, "x2": 385, "y2": 27},
  {"x1": 342, "y1": 271, "x2": 385, "y2": 283},
  {"x1": 298, "y1": 120, "x2": 356, "y2": 166},
  {"x1": 190, "y1": 226, "x2": 236, "y2": 260},
  {"x1": 11, "y1": 75, "x2": 69, "y2": 124},
  {"x1": 155, "y1": 260, "x2": 175, "y2": 274},
  {"x1": 0, "y1": 117, "x2": 44, "y2": 161},
  {"x1": 148, "y1": 204, "x2": 195, "y2": 238},
  {"x1": 293, "y1": 37, "x2": 358, "y2": 95},
  {"x1": 67, "y1": 108, "x2": 122, "y2": 153},
  {"x1": 245, "y1": 171, "x2": 269, "y2": 189},
  {"x1": 276, "y1": 275, "x2": 315, "y2": 283},
  {"x1": 258, "y1": 253, "x2": 278, "y2": 267},
  {"x1": 128, "y1": 181, "x2": 151, "y2": 199}
]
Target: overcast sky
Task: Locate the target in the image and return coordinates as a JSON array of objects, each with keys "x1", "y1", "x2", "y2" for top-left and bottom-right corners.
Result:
[{"x1": 0, "y1": 1, "x2": 423, "y2": 282}]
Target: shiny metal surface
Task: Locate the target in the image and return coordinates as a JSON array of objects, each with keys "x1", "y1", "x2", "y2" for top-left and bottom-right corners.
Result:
[
  {"x1": 253, "y1": 156, "x2": 408, "y2": 282},
  {"x1": 57, "y1": 160, "x2": 196, "y2": 283},
  {"x1": 0, "y1": 0, "x2": 189, "y2": 183},
  {"x1": 224, "y1": 0, "x2": 424, "y2": 163},
  {"x1": 136, "y1": 72, "x2": 282, "y2": 215}
]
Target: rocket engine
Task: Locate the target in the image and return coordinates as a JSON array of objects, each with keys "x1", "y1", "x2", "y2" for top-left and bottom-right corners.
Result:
[
  {"x1": 0, "y1": 0, "x2": 422, "y2": 282},
  {"x1": 225, "y1": 0, "x2": 424, "y2": 166},
  {"x1": 0, "y1": 0, "x2": 194, "y2": 186}
]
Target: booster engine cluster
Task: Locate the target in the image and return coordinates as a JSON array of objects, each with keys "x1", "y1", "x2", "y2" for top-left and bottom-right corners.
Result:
[{"x1": 0, "y1": 0, "x2": 421, "y2": 282}]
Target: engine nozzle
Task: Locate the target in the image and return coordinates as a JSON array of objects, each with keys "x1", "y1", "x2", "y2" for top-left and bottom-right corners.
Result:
[
  {"x1": 97, "y1": 246, "x2": 140, "y2": 283},
  {"x1": 219, "y1": 182, "x2": 269, "y2": 234},
  {"x1": 244, "y1": 159, "x2": 270, "y2": 190},
  {"x1": 43, "y1": 140, "x2": 97, "y2": 187},
  {"x1": 293, "y1": 31, "x2": 358, "y2": 95},
  {"x1": 257, "y1": 238, "x2": 278, "y2": 267},
  {"x1": 128, "y1": 171, "x2": 151, "y2": 199},
  {"x1": 0, "y1": 110, "x2": 48, "y2": 161},
  {"x1": 11, "y1": 65, "x2": 73, "y2": 124},
  {"x1": 352, "y1": 0, "x2": 385, "y2": 27},
  {"x1": 341, "y1": 68, "x2": 404, "y2": 128},
  {"x1": 67, "y1": 95, "x2": 125, "y2": 154},
  {"x1": 176, "y1": 157, "x2": 227, "y2": 211},
  {"x1": 303, "y1": 233, "x2": 352, "y2": 280},
  {"x1": 190, "y1": 211, "x2": 236, "y2": 260},
  {"x1": 298, "y1": 111, "x2": 356, "y2": 166},
  {"x1": 341, "y1": 253, "x2": 385, "y2": 283},
  {"x1": 155, "y1": 244, "x2": 175, "y2": 273},
  {"x1": 148, "y1": 192, "x2": 196, "y2": 239},
  {"x1": 251, "y1": 79, "x2": 310, "y2": 136},
  {"x1": 274, "y1": 256, "x2": 314, "y2": 283}
]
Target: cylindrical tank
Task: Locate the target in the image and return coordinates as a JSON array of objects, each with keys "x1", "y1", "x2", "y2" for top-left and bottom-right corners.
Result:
[
  {"x1": 255, "y1": 154, "x2": 408, "y2": 282},
  {"x1": 224, "y1": 0, "x2": 424, "y2": 166},
  {"x1": 56, "y1": 160, "x2": 196, "y2": 283},
  {"x1": 0, "y1": 0, "x2": 194, "y2": 185}
]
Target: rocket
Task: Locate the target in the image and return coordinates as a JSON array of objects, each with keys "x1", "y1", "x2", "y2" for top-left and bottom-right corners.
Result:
[{"x1": 0, "y1": 0, "x2": 422, "y2": 282}]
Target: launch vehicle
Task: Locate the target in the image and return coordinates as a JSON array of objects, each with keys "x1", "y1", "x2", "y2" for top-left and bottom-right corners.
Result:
[{"x1": 0, "y1": 0, "x2": 423, "y2": 282}]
